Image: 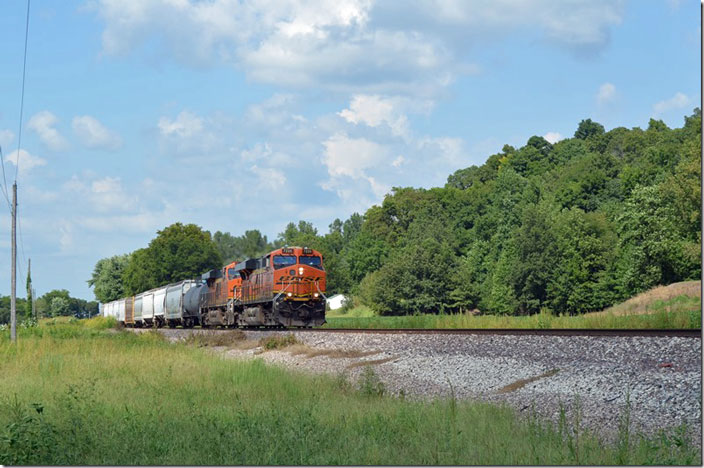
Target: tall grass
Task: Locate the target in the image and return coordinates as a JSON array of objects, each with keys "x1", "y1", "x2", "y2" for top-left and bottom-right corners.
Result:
[
  {"x1": 325, "y1": 295, "x2": 701, "y2": 329},
  {"x1": 0, "y1": 319, "x2": 700, "y2": 465}
]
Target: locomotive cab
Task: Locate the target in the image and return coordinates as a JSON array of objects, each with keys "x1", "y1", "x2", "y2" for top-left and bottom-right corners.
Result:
[{"x1": 271, "y1": 247, "x2": 326, "y2": 302}]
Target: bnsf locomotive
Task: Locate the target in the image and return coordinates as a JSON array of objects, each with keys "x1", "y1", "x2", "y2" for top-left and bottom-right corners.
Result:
[{"x1": 101, "y1": 246, "x2": 327, "y2": 328}]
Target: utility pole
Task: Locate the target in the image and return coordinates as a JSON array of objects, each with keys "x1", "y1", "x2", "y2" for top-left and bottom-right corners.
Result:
[
  {"x1": 10, "y1": 182, "x2": 17, "y2": 342},
  {"x1": 27, "y1": 257, "x2": 31, "y2": 321}
]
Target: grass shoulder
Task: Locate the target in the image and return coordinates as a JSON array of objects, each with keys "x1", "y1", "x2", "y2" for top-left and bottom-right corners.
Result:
[
  {"x1": 325, "y1": 282, "x2": 701, "y2": 329},
  {"x1": 0, "y1": 318, "x2": 700, "y2": 465}
]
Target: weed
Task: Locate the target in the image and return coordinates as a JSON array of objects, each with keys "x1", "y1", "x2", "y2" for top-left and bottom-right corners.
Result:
[
  {"x1": 358, "y1": 365, "x2": 385, "y2": 397},
  {"x1": 617, "y1": 389, "x2": 632, "y2": 464},
  {"x1": 0, "y1": 396, "x2": 61, "y2": 465},
  {"x1": 259, "y1": 333, "x2": 299, "y2": 350}
]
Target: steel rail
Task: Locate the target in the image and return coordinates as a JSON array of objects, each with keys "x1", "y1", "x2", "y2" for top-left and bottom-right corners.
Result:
[{"x1": 258, "y1": 327, "x2": 702, "y2": 338}]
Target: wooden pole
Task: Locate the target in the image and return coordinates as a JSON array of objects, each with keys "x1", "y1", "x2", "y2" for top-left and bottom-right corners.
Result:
[{"x1": 10, "y1": 182, "x2": 17, "y2": 342}]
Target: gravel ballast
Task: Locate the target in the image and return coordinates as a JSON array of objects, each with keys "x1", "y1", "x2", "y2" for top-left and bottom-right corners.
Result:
[{"x1": 146, "y1": 328, "x2": 702, "y2": 442}]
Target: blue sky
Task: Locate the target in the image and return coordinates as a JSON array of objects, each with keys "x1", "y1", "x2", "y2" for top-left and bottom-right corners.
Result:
[{"x1": 0, "y1": 0, "x2": 699, "y2": 300}]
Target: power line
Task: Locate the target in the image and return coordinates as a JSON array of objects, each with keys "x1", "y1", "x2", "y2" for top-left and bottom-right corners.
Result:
[
  {"x1": 0, "y1": 146, "x2": 11, "y2": 211},
  {"x1": 14, "y1": 0, "x2": 31, "y2": 182}
]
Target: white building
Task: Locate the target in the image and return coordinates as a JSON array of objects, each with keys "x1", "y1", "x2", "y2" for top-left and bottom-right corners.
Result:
[{"x1": 326, "y1": 294, "x2": 348, "y2": 310}]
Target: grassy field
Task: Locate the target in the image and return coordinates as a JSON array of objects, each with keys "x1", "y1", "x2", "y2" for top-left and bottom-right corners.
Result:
[
  {"x1": 325, "y1": 282, "x2": 702, "y2": 329},
  {"x1": 0, "y1": 318, "x2": 700, "y2": 465}
]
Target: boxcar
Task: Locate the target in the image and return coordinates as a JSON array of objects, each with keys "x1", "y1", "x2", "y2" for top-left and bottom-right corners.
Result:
[{"x1": 125, "y1": 296, "x2": 135, "y2": 327}]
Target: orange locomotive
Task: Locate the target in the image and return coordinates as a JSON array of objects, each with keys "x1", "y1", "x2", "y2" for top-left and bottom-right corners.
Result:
[{"x1": 185, "y1": 247, "x2": 326, "y2": 328}]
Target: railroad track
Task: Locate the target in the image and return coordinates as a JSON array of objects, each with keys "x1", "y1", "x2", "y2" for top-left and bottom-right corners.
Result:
[{"x1": 189, "y1": 327, "x2": 701, "y2": 338}]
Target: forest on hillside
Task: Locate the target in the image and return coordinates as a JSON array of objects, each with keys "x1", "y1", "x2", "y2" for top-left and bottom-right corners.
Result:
[{"x1": 88, "y1": 110, "x2": 701, "y2": 316}]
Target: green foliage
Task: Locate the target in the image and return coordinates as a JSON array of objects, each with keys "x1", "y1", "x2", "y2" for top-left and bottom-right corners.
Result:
[
  {"x1": 25, "y1": 268, "x2": 32, "y2": 320},
  {"x1": 574, "y1": 118, "x2": 605, "y2": 140},
  {"x1": 0, "y1": 296, "x2": 28, "y2": 325},
  {"x1": 121, "y1": 223, "x2": 222, "y2": 295},
  {"x1": 87, "y1": 255, "x2": 129, "y2": 303},
  {"x1": 49, "y1": 297, "x2": 70, "y2": 317},
  {"x1": 259, "y1": 334, "x2": 299, "y2": 350},
  {"x1": 358, "y1": 366, "x2": 385, "y2": 397},
  {"x1": 213, "y1": 229, "x2": 272, "y2": 263}
]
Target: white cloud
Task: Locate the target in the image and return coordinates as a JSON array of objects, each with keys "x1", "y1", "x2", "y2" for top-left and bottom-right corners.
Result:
[
  {"x1": 653, "y1": 92, "x2": 691, "y2": 116},
  {"x1": 418, "y1": 136, "x2": 466, "y2": 167},
  {"x1": 27, "y1": 111, "x2": 69, "y2": 151},
  {"x1": 240, "y1": 142, "x2": 293, "y2": 166},
  {"x1": 0, "y1": 129, "x2": 13, "y2": 149},
  {"x1": 321, "y1": 133, "x2": 390, "y2": 199},
  {"x1": 4, "y1": 149, "x2": 47, "y2": 175},
  {"x1": 156, "y1": 110, "x2": 223, "y2": 157},
  {"x1": 543, "y1": 132, "x2": 563, "y2": 144},
  {"x1": 596, "y1": 82, "x2": 616, "y2": 105},
  {"x1": 250, "y1": 165, "x2": 287, "y2": 190},
  {"x1": 91, "y1": 0, "x2": 624, "y2": 95},
  {"x1": 322, "y1": 133, "x2": 389, "y2": 179},
  {"x1": 64, "y1": 174, "x2": 136, "y2": 213},
  {"x1": 339, "y1": 95, "x2": 410, "y2": 138},
  {"x1": 158, "y1": 110, "x2": 204, "y2": 138},
  {"x1": 72, "y1": 115, "x2": 123, "y2": 150},
  {"x1": 57, "y1": 220, "x2": 74, "y2": 251},
  {"x1": 392, "y1": 155, "x2": 405, "y2": 167}
]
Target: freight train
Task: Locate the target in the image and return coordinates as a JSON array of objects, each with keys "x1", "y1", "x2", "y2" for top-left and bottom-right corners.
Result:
[{"x1": 101, "y1": 246, "x2": 327, "y2": 328}]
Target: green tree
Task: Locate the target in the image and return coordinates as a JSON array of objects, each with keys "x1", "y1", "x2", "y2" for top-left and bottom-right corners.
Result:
[
  {"x1": 548, "y1": 209, "x2": 618, "y2": 314},
  {"x1": 88, "y1": 255, "x2": 130, "y2": 303},
  {"x1": 615, "y1": 185, "x2": 696, "y2": 296},
  {"x1": 126, "y1": 223, "x2": 222, "y2": 293},
  {"x1": 50, "y1": 297, "x2": 70, "y2": 317},
  {"x1": 574, "y1": 118, "x2": 605, "y2": 140},
  {"x1": 25, "y1": 264, "x2": 33, "y2": 320},
  {"x1": 122, "y1": 248, "x2": 158, "y2": 295}
]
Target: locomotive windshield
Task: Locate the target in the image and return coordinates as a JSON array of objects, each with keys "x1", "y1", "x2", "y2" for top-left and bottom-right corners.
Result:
[
  {"x1": 273, "y1": 255, "x2": 297, "y2": 269},
  {"x1": 228, "y1": 268, "x2": 237, "y2": 279},
  {"x1": 299, "y1": 255, "x2": 323, "y2": 270}
]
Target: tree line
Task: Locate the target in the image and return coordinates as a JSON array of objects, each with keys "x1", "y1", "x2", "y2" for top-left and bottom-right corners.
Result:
[
  {"x1": 0, "y1": 290, "x2": 99, "y2": 324},
  {"x1": 88, "y1": 110, "x2": 701, "y2": 316}
]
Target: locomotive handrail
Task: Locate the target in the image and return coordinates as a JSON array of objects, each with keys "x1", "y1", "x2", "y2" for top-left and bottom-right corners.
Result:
[
  {"x1": 314, "y1": 280, "x2": 327, "y2": 301},
  {"x1": 273, "y1": 281, "x2": 293, "y2": 303}
]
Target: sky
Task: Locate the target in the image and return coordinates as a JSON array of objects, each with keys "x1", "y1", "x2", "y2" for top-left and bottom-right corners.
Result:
[{"x1": 0, "y1": 0, "x2": 700, "y2": 300}]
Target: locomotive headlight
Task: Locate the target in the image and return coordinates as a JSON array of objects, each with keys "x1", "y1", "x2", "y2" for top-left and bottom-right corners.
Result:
[
  {"x1": 298, "y1": 267, "x2": 304, "y2": 275},
  {"x1": 314, "y1": 293, "x2": 319, "y2": 298},
  {"x1": 287, "y1": 292, "x2": 293, "y2": 297}
]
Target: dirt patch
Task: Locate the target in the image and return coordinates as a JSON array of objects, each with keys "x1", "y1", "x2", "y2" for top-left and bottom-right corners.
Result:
[
  {"x1": 496, "y1": 368, "x2": 560, "y2": 394},
  {"x1": 286, "y1": 344, "x2": 381, "y2": 359},
  {"x1": 346, "y1": 356, "x2": 397, "y2": 369},
  {"x1": 182, "y1": 330, "x2": 247, "y2": 347}
]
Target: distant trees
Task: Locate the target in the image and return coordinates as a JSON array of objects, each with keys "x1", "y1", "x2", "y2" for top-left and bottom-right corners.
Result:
[
  {"x1": 213, "y1": 229, "x2": 273, "y2": 263},
  {"x1": 0, "y1": 289, "x2": 99, "y2": 323}
]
